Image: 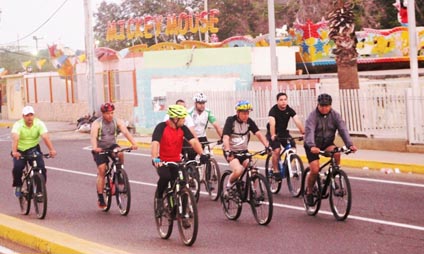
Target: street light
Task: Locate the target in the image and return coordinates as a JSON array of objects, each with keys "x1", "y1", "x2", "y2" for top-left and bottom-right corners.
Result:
[{"x1": 32, "y1": 36, "x2": 43, "y2": 53}]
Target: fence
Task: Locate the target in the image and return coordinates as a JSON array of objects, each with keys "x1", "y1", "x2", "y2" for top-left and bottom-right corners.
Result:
[{"x1": 167, "y1": 80, "x2": 424, "y2": 144}]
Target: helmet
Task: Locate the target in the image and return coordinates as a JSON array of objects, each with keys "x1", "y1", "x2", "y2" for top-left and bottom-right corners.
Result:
[
  {"x1": 193, "y1": 92, "x2": 207, "y2": 103},
  {"x1": 100, "y1": 102, "x2": 115, "y2": 113},
  {"x1": 167, "y1": 104, "x2": 188, "y2": 118},
  {"x1": 317, "y1": 93, "x2": 332, "y2": 106},
  {"x1": 235, "y1": 100, "x2": 253, "y2": 111}
]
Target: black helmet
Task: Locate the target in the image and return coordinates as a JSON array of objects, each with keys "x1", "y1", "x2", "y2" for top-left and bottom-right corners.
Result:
[{"x1": 317, "y1": 93, "x2": 332, "y2": 106}]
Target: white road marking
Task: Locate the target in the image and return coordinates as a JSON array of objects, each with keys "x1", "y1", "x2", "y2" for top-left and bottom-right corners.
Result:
[
  {"x1": 46, "y1": 153, "x2": 424, "y2": 232},
  {"x1": 0, "y1": 245, "x2": 14, "y2": 254}
]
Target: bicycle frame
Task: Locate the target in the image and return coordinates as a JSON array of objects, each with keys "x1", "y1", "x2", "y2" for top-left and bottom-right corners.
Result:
[{"x1": 232, "y1": 151, "x2": 265, "y2": 201}]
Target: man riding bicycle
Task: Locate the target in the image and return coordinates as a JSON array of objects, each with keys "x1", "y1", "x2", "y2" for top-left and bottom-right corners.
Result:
[
  {"x1": 151, "y1": 105, "x2": 209, "y2": 217},
  {"x1": 303, "y1": 93, "x2": 357, "y2": 206},
  {"x1": 11, "y1": 106, "x2": 57, "y2": 197},
  {"x1": 222, "y1": 100, "x2": 269, "y2": 191},
  {"x1": 266, "y1": 92, "x2": 305, "y2": 181},
  {"x1": 188, "y1": 92, "x2": 223, "y2": 147},
  {"x1": 91, "y1": 103, "x2": 138, "y2": 209}
]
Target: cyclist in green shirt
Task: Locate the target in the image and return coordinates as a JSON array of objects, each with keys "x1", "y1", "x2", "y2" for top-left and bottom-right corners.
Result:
[{"x1": 11, "y1": 106, "x2": 57, "y2": 197}]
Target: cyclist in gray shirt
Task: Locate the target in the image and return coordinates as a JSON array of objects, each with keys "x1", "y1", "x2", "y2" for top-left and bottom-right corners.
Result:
[{"x1": 304, "y1": 93, "x2": 357, "y2": 206}]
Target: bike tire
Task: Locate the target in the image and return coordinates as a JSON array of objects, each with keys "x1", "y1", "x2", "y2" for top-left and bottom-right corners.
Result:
[
  {"x1": 154, "y1": 193, "x2": 173, "y2": 239},
  {"x1": 115, "y1": 168, "x2": 131, "y2": 216},
  {"x1": 329, "y1": 170, "x2": 352, "y2": 221},
  {"x1": 206, "y1": 158, "x2": 221, "y2": 201},
  {"x1": 103, "y1": 174, "x2": 112, "y2": 212},
  {"x1": 265, "y1": 153, "x2": 282, "y2": 194},
  {"x1": 220, "y1": 170, "x2": 242, "y2": 221},
  {"x1": 249, "y1": 173, "x2": 273, "y2": 225},
  {"x1": 186, "y1": 164, "x2": 200, "y2": 202},
  {"x1": 302, "y1": 168, "x2": 321, "y2": 216},
  {"x1": 286, "y1": 154, "x2": 304, "y2": 197},
  {"x1": 19, "y1": 179, "x2": 31, "y2": 215},
  {"x1": 176, "y1": 187, "x2": 198, "y2": 246},
  {"x1": 32, "y1": 172, "x2": 47, "y2": 219}
]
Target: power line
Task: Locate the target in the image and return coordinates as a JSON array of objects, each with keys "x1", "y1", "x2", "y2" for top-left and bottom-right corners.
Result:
[{"x1": 0, "y1": 0, "x2": 69, "y2": 46}]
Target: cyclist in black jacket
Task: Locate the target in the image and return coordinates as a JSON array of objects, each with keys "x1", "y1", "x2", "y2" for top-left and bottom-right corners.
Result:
[{"x1": 303, "y1": 93, "x2": 357, "y2": 206}]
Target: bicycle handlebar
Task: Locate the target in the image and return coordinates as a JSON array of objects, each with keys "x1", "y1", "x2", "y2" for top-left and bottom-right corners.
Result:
[
  {"x1": 96, "y1": 147, "x2": 133, "y2": 155},
  {"x1": 18, "y1": 153, "x2": 51, "y2": 160},
  {"x1": 319, "y1": 146, "x2": 352, "y2": 156},
  {"x1": 232, "y1": 149, "x2": 269, "y2": 158},
  {"x1": 276, "y1": 136, "x2": 304, "y2": 142}
]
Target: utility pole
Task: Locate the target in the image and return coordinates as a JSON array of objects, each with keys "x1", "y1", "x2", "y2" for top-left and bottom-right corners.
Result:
[
  {"x1": 267, "y1": 0, "x2": 278, "y2": 93},
  {"x1": 84, "y1": 0, "x2": 98, "y2": 115},
  {"x1": 204, "y1": 0, "x2": 209, "y2": 42},
  {"x1": 32, "y1": 36, "x2": 43, "y2": 53}
]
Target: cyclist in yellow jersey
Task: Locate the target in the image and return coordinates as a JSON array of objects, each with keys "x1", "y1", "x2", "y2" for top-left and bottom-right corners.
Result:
[{"x1": 11, "y1": 106, "x2": 57, "y2": 197}]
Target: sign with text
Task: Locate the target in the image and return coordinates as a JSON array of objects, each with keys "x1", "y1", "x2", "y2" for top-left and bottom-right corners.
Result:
[{"x1": 106, "y1": 9, "x2": 219, "y2": 41}]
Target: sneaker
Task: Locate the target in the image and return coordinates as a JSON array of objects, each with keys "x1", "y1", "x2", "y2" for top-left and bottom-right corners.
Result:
[
  {"x1": 306, "y1": 193, "x2": 314, "y2": 206},
  {"x1": 98, "y1": 199, "x2": 107, "y2": 209},
  {"x1": 15, "y1": 186, "x2": 22, "y2": 198},
  {"x1": 182, "y1": 218, "x2": 191, "y2": 229},
  {"x1": 207, "y1": 181, "x2": 215, "y2": 191},
  {"x1": 155, "y1": 198, "x2": 163, "y2": 218},
  {"x1": 273, "y1": 172, "x2": 282, "y2": 182},
  {"x1": 35, "y1": 193, "x2": 44, "y2": 203}
]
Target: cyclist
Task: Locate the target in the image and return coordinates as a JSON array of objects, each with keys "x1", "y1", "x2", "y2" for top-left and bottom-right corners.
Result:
[
  {"x1": 91, "y1": 102, "x2": 138, "y2": 209},
  {"x1": 222, "y1": 100, "x2": 269, "y2": 191},
  {"x1": 267, "y1": 92, "x2": 305, "y2": 181},
  {"x1": 151, "y1": 104, "x2": 209, "y2": 218},
  {"x1": 11, "y1": 106, "x2": 57, "y2": 197},
  {"x1": 188, "y1": 92, "x2": 223, "y2": 151},
  {"x1": 303, "y1": 93, "x2": 357, "y2": 206}
]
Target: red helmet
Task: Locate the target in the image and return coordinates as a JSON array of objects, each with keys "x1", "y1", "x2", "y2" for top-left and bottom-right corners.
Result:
[{"x1": 100, "y1": 103, "x2": 115, "y2": 113}]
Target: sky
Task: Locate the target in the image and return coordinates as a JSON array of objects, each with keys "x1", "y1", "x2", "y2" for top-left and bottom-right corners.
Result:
[{"x1": 0, "y1": 0, "x2": 120, "y2": 52}]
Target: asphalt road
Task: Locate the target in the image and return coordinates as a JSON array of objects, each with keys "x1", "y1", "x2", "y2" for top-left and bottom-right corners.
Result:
[{"x1": 0, "y1": 130, "x2": 423, "y2": 253}]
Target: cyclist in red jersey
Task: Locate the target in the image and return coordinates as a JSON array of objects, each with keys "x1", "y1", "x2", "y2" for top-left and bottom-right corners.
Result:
[{"x1": 151, "y1": 105, "x2": 209, "y2": 216}]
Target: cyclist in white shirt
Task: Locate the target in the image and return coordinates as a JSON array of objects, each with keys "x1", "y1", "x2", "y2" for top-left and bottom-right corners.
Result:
[{"x1": 187, "y1": 92, "x2": 223, "y2": 160}]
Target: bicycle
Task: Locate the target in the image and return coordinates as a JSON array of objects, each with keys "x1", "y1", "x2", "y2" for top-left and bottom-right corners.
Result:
[
  {"x1": 98, "y1": 147, "x2": 132, "y2": 215},
  {"x1": 18, "y1": 152, "x2": 50, "y2": 219},
  {"x1": 301, "y1": 146, "x2": 353, "y2": 221},
  {"x1": 265, "y1": 137, "x2": 305, "y2": 197},
  {"x1": 154, "y1": 161, "x2": 199, "y2": 246},
  {"x1": 197, "y1": 141, "x2": 221, "y2": 201},
  {"x1": 220, "y1": 149, "x2": 273, "y2": 225},
  {"x1": 181, "y1": 150, "x2": 201, "y2": 203}
]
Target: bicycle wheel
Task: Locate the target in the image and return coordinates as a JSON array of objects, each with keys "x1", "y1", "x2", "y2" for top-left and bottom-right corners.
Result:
[
  {"x1": 329, "y1": 170, "x2": 352, "y2": 221},
  {"x1": 220, "y1": 170, "x2": 242, "y2": 220},
  {"x1": 186, "y1": 164, "x2": 200, "y2": 202},
  {"x1": 154, "y1": 193, "x2": 174, "y2": 239},
  {"x1": 31, "y1": 172, "x2": 47, "y2": 219},
  {"x1": 264, "y1": 153, "x2": 282, "y2": 194},
  {"x1": 103, "y1": 174, "x2": 112, "y2": 212},
  {"x1": 286, "y1": 154, "x2": 304, "y2": 197},
  {"x1": 302, "y1": 168, "x2": 321, "y2": 216},
  {"x1": 176, "y1": 187, "x2": 198, "y2": 246},
  {"x1": 206, "y1": 158, "x2": 221, "y2": 201},
  {"x1": 249, "y1": 173, "x2": 273, "y2": 225},
  {"x1": 19, "y1": 180, "x2": 31, "y2": 215},
  {"x1": 115, "y1": 168, "x2": 131, "y2": 216}
]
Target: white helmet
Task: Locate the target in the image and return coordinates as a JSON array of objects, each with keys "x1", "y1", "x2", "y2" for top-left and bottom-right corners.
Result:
[{"x1": 193, "y1": 92, "x2": 207, "y2": 103}]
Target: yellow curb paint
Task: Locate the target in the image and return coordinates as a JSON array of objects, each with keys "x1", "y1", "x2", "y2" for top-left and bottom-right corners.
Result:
[{"x1": 0, "y1": 214, "x2": 129, "y2": 254}]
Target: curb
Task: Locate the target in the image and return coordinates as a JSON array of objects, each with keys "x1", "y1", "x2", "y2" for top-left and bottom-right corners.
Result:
[
  {"x1": 0, "y1": 214, "x2": 129, "y2": 254},
  {"x1": 118, "y1": 140, "x2": 424, "y2": 175}
]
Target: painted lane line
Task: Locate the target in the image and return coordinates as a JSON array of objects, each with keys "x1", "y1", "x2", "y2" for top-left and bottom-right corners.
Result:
[
  {"x1": 46, "y1": 165, "x2": 424, "y2": 232},
  {"x1": 0, "y1": 245, "x2": 14, "y2": 254}
]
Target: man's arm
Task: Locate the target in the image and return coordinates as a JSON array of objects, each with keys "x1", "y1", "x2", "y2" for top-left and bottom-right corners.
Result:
[
  {"x1": 11, "y1": 133, "x2": 20, "y2": 159},
  {"x1": 41, "y1": 133, "x2": 57, "y2": 157},
  {"x1": 90, "y1": 120, "x2": 101, "y2": 152},
  {"x1": 212, "y1": 122, "x2": 223, "y2": 139},
  {"x1": 254, "y1": 131, "x2": 269, "y2": 148},
  {"x1": 268, "y1": 116, "x2": 276, "y2": 140},
  {"x1": 292, "y1": 115, "x2": 305, "y2": 135},
  {"x1": 117, "y1": 119, "x2": 138, "y2": 150}
]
